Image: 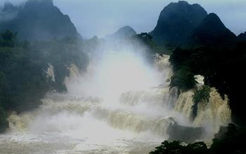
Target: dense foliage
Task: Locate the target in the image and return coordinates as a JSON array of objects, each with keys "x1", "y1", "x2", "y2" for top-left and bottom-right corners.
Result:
[
  {"x1": 169, "y1": 41, "x2": 246, "y2": 125},
  {"x1": 135, "y1": 33, "x2": 171, "y2": 55},
  {"x1": 193, "y1": 86, "x2": 210, "y2": 104},
  {"x1": 192, "y1": 85, "x2": 211, "y2": 119},
  {"x1": 150, "y1": 124, "x2": 246, "y2": 154},
  {"x1": 0, "y1": 30, "x2": 88, "y2": 132},
  {"x1": 152, "y1": 1, "x2": 246, "y2": 152},
  {"x1": 169, "y1": 66, "x2": 196, "y2": 92},
  {"x1": 150, "y1": 141, "x2": 208, "y2": 154}
]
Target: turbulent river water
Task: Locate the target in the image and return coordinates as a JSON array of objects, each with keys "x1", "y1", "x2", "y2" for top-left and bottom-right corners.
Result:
[{"x1": 0, "y1": 43, "x2": 231, "y2": 154}]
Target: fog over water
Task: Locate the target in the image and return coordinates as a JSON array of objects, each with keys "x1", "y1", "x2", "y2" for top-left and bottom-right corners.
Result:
[
  {"x1": 0, "y1": 0, "x2": 237, "y2": 153},
  {"x1": 0, "y1": 33, "x2": 232, "y2": 152},
  {"x1": 0, "y1": 39, "x2": 179, "y2": 153}
]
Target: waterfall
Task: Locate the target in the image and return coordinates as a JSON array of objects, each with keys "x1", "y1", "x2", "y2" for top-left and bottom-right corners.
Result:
[
  {"x1": 174, "y1": 88, "x2": 231, "y2": 139},
  {"x1": 0, "y1": 48, "x2": 231, "y2": 153},
  {"x1": 46, "y1": 63, "x2": 55, "y2": 82}
]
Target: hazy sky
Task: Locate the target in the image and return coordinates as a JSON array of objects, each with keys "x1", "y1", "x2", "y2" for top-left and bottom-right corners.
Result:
[{"x1": 1, "y1": 0, "x2": 246, "y2": 38}]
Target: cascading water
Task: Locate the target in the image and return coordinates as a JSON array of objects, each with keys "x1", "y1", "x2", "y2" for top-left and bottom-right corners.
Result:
[{"x1": 0, "y1": 41, "x2": 231, "y2": 154}]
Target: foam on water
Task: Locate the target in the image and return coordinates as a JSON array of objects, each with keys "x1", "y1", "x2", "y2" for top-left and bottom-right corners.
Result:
[{"x1": 0, "y1": 44, "x2": 231, "y2": 153}]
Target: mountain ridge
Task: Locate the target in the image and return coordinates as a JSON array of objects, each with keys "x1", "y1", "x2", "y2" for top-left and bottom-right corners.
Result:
[
  {"x1": 0, "y1": 0, "x2": 80, "y2": 41},
  {"x1": 238, "y1": 32, "x2": 246, "y2": 41},
  {"x1": 150, "y1": 1, "x2": 207, "y2": 47},
  {"x1": 107, "y1": 26, "x2": 137, "y2": 40},
  {"x1": 190, "y1": 13, "x2": 236, "y2": 46}
]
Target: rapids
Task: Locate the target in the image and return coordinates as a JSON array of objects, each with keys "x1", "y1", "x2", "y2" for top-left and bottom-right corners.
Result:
[{"x1": 0, "y1": 45, "x2": 231, "y2": 153}]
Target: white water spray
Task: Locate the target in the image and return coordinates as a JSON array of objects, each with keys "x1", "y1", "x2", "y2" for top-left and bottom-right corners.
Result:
[{"x1": 0, "y1": 40, "x2": 231, "y2": 154}]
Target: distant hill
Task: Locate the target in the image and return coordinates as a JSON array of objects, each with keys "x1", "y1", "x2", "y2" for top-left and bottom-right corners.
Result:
[
  {"x1": 190, "y1": 13, "x2": 236, "y2": 46},
  {"x1": 0, "y1": 0, "x2": 80, "y2": 41},
  {"x1": 0, "y1": 2, "x2": 18, "y2": 22},
  {"x1": 108, "y1": 26, "x2": 136, "y2": 39},
  {"x1": 1, "y1": 2, "x2": 18, "y2": 12},
  {"x1": 150, "y1": 1, "x2": 207, "y2": 47}
]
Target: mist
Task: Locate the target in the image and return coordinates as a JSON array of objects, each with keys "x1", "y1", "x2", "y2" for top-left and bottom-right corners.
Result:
[
  {"x1": 1, "y1": 0, "x2": 245, "y2": 38},
  {"x1": 0, "y1": 10, "x2": 17, "y2": 22},
  {"x1": 66, "y1": 44, "x2": 160, "y2": 100},
  {"x1": 54, "y1": 0, "x2": 246, "y2": 38},
  {"x1": 0, "y1": 0, "x2": 241, "y2": 153},
  {"x1": 0, "y1": 37, "x2": 182, "y2": 153}
]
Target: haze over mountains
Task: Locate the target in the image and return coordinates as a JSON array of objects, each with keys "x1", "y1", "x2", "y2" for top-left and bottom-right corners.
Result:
[
  {"x1": 105, "y1": 0, "x2": 244, "y2": 48},
  {"x1": 108, "y1": 26, "x2": 136, "y2": 39},
  {"x1": 150, "y1": 1, "x2": 241, "y2": 47},
  {"x1": 53, "y1": 0, "x2": 246, "y2": 38},
  {"x1": 0, "y1": 0, "x2": 246, "y2": 153},
  {"x1": 0, "y1": 0, "x2": 79, "y2": 40},
  {"x1": 0, "y1": 0, "x2": 245, "y2": 45},
  {"x1": 0, "y1": 0, "x2": 245, "y2": 139}
]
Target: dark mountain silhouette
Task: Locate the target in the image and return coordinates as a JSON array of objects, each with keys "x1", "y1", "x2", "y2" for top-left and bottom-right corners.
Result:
[
  {"x1": 238, "y1": 32, "x2": 246, "y2": 41},
  {"x1": 190, "y1": 13, "x2": 236, "y2": 46},
  {"x1": 150, "y1": 1, "x2": 207, "y2": 46},
  {"x1": 0, "y1": 2, "x2": 18, "y2": 22},
  {"x1": 108, "y1": 26, "x2": 136, "y2": 39},
  {"x1": 0, "y1": 0, "x2": 80, "y2": 40},
  {"x1": 1, "y1": 2, "x2": 18, "y2": 12}
]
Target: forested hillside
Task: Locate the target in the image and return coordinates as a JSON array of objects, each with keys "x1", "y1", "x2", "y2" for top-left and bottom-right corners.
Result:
[
  {"x1": 0, "y1": 30, "x2": 88, "y2": 132},
  {"x1": 0, "y1": 0, "x2": 80, "y2": 40}
]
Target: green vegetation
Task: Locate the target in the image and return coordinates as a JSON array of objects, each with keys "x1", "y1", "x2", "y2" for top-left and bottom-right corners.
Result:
[
  {"x1": 193, "y1": 86, "x2": 210, "y2": 104},
  {"x1": 210, "y1": 124, "x2": 246, "y2": 154},
  {"x1": 170, "y1": 66, "x2": 197, "y2": 92},
  {"x1": 150, "y1": 141, "x2": 208, "y2": 154},
  {"x1": 0, "y1": 30, "x2": 88, "y2": 132},
  {"x1": 150, "y1": 124, "x2": 246, "y2": 154},
  {"x1": 192, "y1": 85, "x2": 211, "y2": 119},
  {"x1": 134, "y1": 33, "x2": 172, "y2": 55},
  {"x1": 169, "y1": 42, "x2": 246, "y2": 126},
  {"x1": 165, "y1": 33, "x2": 246, "y2": 154},
  {"x1": 0, "y1": 105, "x2": 8, "y2": 133},
  {"x1": 169, "y1": 48, "x2": 198, "y2": 92}
]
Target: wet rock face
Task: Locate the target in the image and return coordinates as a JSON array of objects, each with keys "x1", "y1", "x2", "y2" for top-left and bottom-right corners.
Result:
[{"x1": 167, "y1": 122, "x2": 204, "y2": 143}]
